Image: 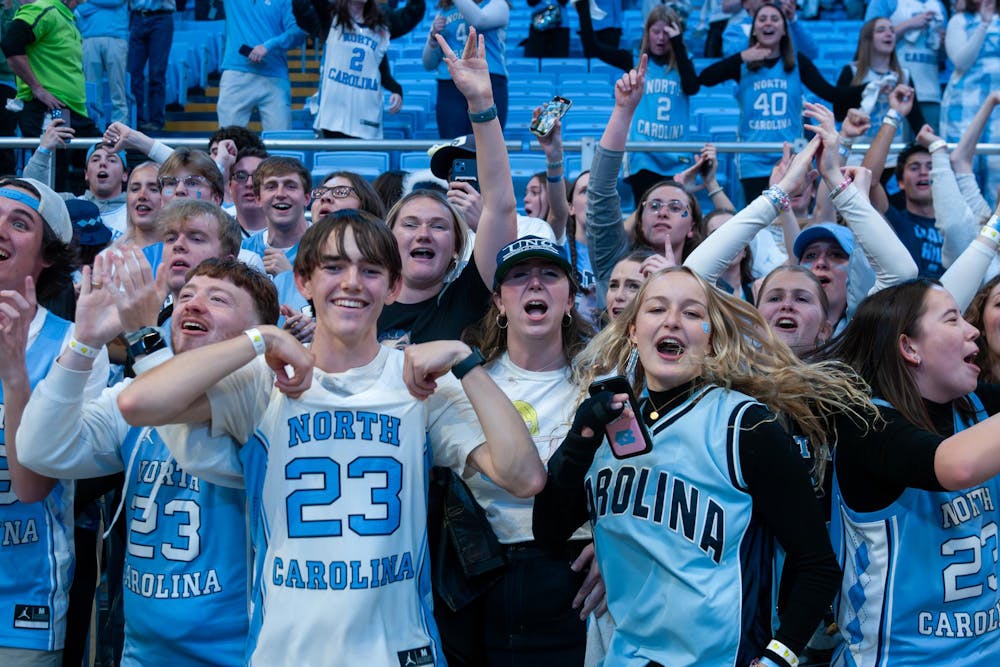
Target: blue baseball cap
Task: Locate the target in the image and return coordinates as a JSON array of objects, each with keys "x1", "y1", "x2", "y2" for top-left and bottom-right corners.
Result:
[
  {"x1": 793, "y1": 222, "x2": 854, "y2": 261},
  {"x1": 66, "y1": 199, "x2": 112, "y2": 248},
  {"x1": 86, "y1": 143, "x2": 128, "y2": 169},
  {"x1": 493, "y1": 236, "x2": 573, "y2": 290}
]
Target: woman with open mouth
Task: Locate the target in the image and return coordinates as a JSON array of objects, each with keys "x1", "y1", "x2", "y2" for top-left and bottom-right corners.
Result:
[
  {"x1": 533, "y1": 264, "x2": 872, "y2": 667},
  {"x1": 435, "y1": 235, "x2": 597, "y2": 665},
  {"x1": 698, "y1": 1, "x2": 863, "y2": 203},
  {"x1": 822, "y1": 278, "x2": 1000, "y2": 666}
]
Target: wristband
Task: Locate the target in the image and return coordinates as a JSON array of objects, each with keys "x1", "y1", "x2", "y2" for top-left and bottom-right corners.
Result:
[
  {"x1": 468, "y1": 105, "x2": 498, "y2": 124},
  {"x1": 546, "y1": 175, "x2": 562, "y2": 183},
  {"x1": 829, "y1": 177, "x2": 853, "y2": 200},
  {"x1": 838, "y1": 135, "x2": 854, "y2": 148},
  {"x1": 980, "y1": 225, "x2": 1000, "y2": 245},
  {"x1": 762, "y1": 185, "x2": 790, "y2": 213},
  {"x1": 451, "y1": 346, "x2": 485, "y2": 380},
  {"x1": 765, "y1": 639, "x2": 799, "y2": 667},
  {"x1": 882, "y1": 109, "x2": 901, "y2": 129},
  {"x1": 37, "y1": 145, "x2": 51, "y2": 155},
  {"x1": 707, "y1": 186, "x2": 724, "y2": 197},
  {"x1": 987, "y1": 214, "x2": 1000, "y2": 232},
  {"x1": 244, "y1": 328, "x2": 266, "y2": 356},
  {"x1": 546, "y1": 160, "x2": 564, "y2": 170},
  {"x1": 927, "y1": 139, "x2": 947, "y2": 153},
  {"x1": 68, "y1": 336, "x2": 101, "y2": 359}
]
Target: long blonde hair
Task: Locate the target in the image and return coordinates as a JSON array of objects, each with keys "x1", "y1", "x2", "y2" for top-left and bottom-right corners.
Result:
[{"x1": 573, "y1": 267, "x2": 873, "y2": 477}]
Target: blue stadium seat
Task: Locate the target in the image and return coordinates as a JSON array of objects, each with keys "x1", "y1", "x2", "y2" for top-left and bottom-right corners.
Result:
[
  {"x1": 268, "y1": 150, "x2": 310, "y2": 168},
  {"x1": 312, "y1": 151, "x2": 390, "y2": 182},
  {"x1": 539, "y1": 59, "x2": 589, "y2": 75},
  {"x1": 399, "y1": 152, "x2": 431, "y2": 172},
  {"x1": 262, "y1": 130, "x2": 316, "y2": 141}
]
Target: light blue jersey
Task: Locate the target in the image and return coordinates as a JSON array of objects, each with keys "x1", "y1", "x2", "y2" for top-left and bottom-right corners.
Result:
[
  {"x1": 241, "y1": 228, "x2": 300, "y2": 266},
  {"x1": 738, "y1": 60, "x2": 803, "y2": 180},
  {"x1": 832, "y1": 395, "x2": 1000, "y2": 667},
  {"x1": 584, "y1": 384, "x2": 772, "y2": 666},
  {"x1": 0, "y1": 311, "x2": 74, "y2": 651},
  {"x1": 120, "y1": 427, "x2": 248, "y2": 666},
  {"x1": 435, "y1": 2, "x2": 507, "y2": 78},
  {"x1": 624, "y1": 61, "x2": 691, "y2": 179}
]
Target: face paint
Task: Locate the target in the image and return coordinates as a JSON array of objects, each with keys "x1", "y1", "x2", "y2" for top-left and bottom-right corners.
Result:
[
  {"x1": 702, "y1": 321, "x2": 710, "y2": 334},
  {"x1": 681, "y1": 211, "x2": 689, "y2": 218}
]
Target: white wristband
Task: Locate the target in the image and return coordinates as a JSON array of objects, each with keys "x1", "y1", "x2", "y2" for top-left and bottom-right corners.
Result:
[
  {"x1": 766, "y1": 639, "x2": 799, "y2": 667},
  {"x1": 244, "y1": 328, "x2": 266, "y2": 356},
  {"x1": 68, "y1": 336, "x2": 101, "y2": 359}
]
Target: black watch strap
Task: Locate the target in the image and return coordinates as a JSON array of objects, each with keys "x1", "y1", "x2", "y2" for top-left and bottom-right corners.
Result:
[
  {"x1": 128, "y1": 328, "x2": 166, "y2": 359},
  {"x1": 451, "y1": 347, "x2": 485, "y2": 380}
]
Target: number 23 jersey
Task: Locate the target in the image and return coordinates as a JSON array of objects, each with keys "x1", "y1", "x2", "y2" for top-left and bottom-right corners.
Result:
[{"x1": 207, "y1": 347, "x2": 483, "y2": 666}]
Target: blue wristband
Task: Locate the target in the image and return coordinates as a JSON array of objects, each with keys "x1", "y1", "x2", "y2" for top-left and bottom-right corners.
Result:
[{"x1": 37, "y1": 146, "x2": 51, "y2": 155}]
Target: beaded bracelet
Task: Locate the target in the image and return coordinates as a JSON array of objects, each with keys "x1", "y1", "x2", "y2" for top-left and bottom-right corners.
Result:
[
  {"x1": 707, "y1": 186, "x2": 724, "y2": 197},
  {"x1": 763, "y1": 185, "x2": 790, "y2": 212},
  {"x1": 546, "y1": 160, "x2": 563, "y2": 171}
]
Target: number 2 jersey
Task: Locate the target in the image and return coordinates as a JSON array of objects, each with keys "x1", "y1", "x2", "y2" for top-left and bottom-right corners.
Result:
[
  {"x1": 831, "y1": 394, "x2": 1000, "y2": 666},
  {"x1": 315, "y1": 18, "x2": 390, "y2": 139},
  {"x1": 206, "y1": 346, "x2": 484, "y2": 666}
]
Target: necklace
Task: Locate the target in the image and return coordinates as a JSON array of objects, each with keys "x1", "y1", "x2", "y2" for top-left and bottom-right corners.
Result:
[{"x1": 647, "y1": 390, "x2": 689, "y2": 421}]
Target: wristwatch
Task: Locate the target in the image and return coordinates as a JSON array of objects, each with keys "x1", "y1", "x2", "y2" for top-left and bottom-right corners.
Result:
[
  {"x1": 451, "y1": 347, "x2": 485, "y2": 380},
  {"x1": 126, "y1": 326, "x2": 167, "y2": 359}
]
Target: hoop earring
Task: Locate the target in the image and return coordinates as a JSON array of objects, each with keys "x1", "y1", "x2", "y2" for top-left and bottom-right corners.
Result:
[
  {"x1": 562, "y1": 312, "x2": 573, "y2": 327},
  {"x1": 496, "y1": 313, "x2": 508, "y2": 329}
]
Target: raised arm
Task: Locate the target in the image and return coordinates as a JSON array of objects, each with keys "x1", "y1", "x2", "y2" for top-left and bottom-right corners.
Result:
[
  {"x1": 452, "y1": 0, "x2": 509, "y2": 32},
  {"x1": 422, "y1": 14, "x2": 446, "y2": 71},
  {"x1": 952, "y1": 91, "x2": 1000, "y2": 175},
  {"x1": 0, "y1": 278, "x2": 55, "y2": 503},
  {"x1": 572, "y1": 0, "x2": 634, "y2": 71},
  {"x1": 940, "y1": 198, "x2": 1000, "y2": 312},
  {"x1": 685, "y1": 138, "x2": 821, "y2": 283},
  {"x1": 862, "y1": 84, "x2": 915, "y2": 213},
  {"x1": 585, "y1": 57, "x2": 648, "y2": 292},
  {"x1": 945, "y1": 6, "x2": 994, "y2": 75},
  {"x1": 534, "y1": 109, "x2": 570, "y2": 240},
  {"x1": 22, "y1": 119, "x2": 75, "y2": 186},
  {"x1": 436, "y1": 29, "x2": 517, "y2": 287},
  {"x1": 917, "y1": 124, "x2": 981, "y2": 267}
]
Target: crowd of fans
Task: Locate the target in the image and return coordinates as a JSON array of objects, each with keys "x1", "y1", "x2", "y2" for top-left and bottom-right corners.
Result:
[{"x1": 0, "y1": 1, "x2": 999, "y2": 667}]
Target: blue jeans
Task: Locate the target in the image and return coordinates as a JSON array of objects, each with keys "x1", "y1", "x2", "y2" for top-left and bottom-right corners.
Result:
[
  {"x1": 83, "y1": 36, "x2": 130, "y2": 125},
  {"x1": 128, "y1": 12, "x2": 174, "y2": 127}
]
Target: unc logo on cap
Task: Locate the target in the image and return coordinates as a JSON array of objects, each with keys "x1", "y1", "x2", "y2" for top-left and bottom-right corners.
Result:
[
  {"x1": 499, "y1": 236, "x2": 559, "y2": 263},
  {"x1": 493, "y1": 235, "x2": 573, "y2": 289}
]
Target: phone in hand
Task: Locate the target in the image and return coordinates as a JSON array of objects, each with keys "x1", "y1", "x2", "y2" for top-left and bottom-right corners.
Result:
[
  {"x1": 530, "y1": 96, "x2": 572, "y2": 137},
  {"x1": 450, "y1": 158, "x2": 480, "y2": 192},
  {"x1": 239, "y1": 44, "x2": 254, "y2": 57},
  {"x1": 588, "y1": 375, "x2": 653, "y2": 459}
]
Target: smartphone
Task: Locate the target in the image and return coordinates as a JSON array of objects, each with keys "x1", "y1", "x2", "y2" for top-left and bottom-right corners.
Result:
[
  {"x1": 239, "y1": 44, "x2": 253, "y2": 57},
  {"x1": 588, "y1": 375, "x2": 653, "y2": 459},
  {"x1": 450, "y1": 158, "x2": 480, "y2": 192},
  {"x1": 530, "y1": 96, "x2": 572, "y2": 137}
]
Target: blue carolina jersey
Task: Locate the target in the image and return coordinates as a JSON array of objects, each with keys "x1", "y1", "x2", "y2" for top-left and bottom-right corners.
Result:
[
  {"x1": 241, "y1": 229, "x2": 300, "y2": 266},
  {"x1": 737, "y1": 60, "x2": 803, "y2": 180},
  {"x1": 119, "y1": 427, "x2": 248, "y2": 666},
  {"x1": 435, "y1": 2, "x2": 507, "y2": 78},
  {"x1": 624, "y1": 60, "x2": 692, "y2": 179},
  {"x1": 585, "y1": 384, "x2": 775, "y2": 666},
  {"x1": 832, "y1": 395, "x2": 1000, "y2": 667},
  {"x1": 0, "y1": 311, "x2": 74, "y2": 651}
]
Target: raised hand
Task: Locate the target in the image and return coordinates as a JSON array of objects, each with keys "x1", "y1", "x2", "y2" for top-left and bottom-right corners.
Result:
[
  {"x1": 840, "y1": 108, "x2": 871, "y2": 139},
  {"x1": 74, "y1": 253, "x2": 124, "y2": 348},
  {"x1": 0, "y1": 277, "x2": 35, "y2": 383},
  {"x1": 613, "y1": 53, "x2": 647, "y2": 114},
  {"x1": 888, "y1": 84, "x2": 915, "y2": 117},
  {"x1": 740, "y1": 44, "x2": 772, "y2": 64},
  {"x1": 436, "y1": 28, "x2": 493, "y2": 111},
  {"x1": 775, "y1": 135, "x2": 821, "y2": 197},
  {"x1": 915, "y1": 123, "x2": 943, "y2": 149},
  {"x1": 39, "y1": 118, "x2": 75, "y2": 151}
]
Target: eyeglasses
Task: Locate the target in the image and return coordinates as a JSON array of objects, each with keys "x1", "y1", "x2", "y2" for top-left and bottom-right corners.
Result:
[
  {"x1": 159, "y1": 175, "x2": 210, "y2": 191},
  {"x1": 643, "y1": 198, "x2": 688, "y2": 214},
  {"x1": 232, "y1": 170, "x2": 253, "y2": 183},
  {"x1": 311, "y1": 185, "x2": 357, "y2": 200}
]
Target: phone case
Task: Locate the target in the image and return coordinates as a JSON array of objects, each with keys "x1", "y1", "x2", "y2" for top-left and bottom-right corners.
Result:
[
  {"x1": 530, "y1": 97, "x2": 572, "y2": 137},
  {"x1": 588, "y1": 375, "x2": 653, "y2": 459}
]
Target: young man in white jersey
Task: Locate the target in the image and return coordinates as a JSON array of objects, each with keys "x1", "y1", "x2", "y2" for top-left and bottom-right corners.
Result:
[
  {"x1": 13, "y1": 255, "x2": 279, "y2": 666},
  {"x1": 0, "y1": 176, "x2": 109, "y2": 665},
  {"x1": 118, "y1": 206, "x2": 546, "y2": 665}
]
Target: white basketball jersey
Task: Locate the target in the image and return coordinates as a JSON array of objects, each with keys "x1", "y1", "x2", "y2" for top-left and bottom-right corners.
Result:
[{"x1": 315, "y1": 20, "x2": 390, "y2": 139}]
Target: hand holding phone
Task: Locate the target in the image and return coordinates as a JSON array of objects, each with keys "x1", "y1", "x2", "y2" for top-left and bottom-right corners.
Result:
[
  {"x1": 239, "y1": 44, "x2": 253, "y2": 57},
  {"x1": 587, "y1": 375, "x2": 653, "y2": 459},
  {"x1": 530, "y1": 96, "x2": 572, "y2": 137},
  {"x1": 449, "y1": 158, "x2": 480, "y2": 192}
]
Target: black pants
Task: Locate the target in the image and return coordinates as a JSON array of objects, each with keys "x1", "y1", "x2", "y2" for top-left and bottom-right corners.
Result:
[
  {"x1": 0, "y1": 84, "x2": 19, "y2": 176},
  {"x1": 740, "y1": 175, "x2": 771, "y2": 204},
  {"x1": 437, "y1": 541, "x2": 588, "y2": 667}
]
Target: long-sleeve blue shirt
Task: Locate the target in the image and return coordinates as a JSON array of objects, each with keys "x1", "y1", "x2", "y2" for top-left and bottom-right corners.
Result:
[
  {"x1": 221, "y1": 0, "x2": 306, "y2": 80},
  {"x1": 76, "y1": 0, "x2": 128, "y2": 41}
]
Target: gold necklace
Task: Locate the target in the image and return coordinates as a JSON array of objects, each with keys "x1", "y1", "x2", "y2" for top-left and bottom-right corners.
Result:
[{"x1": 647, "y1": 382, "x2": 705, "y2": 421}]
